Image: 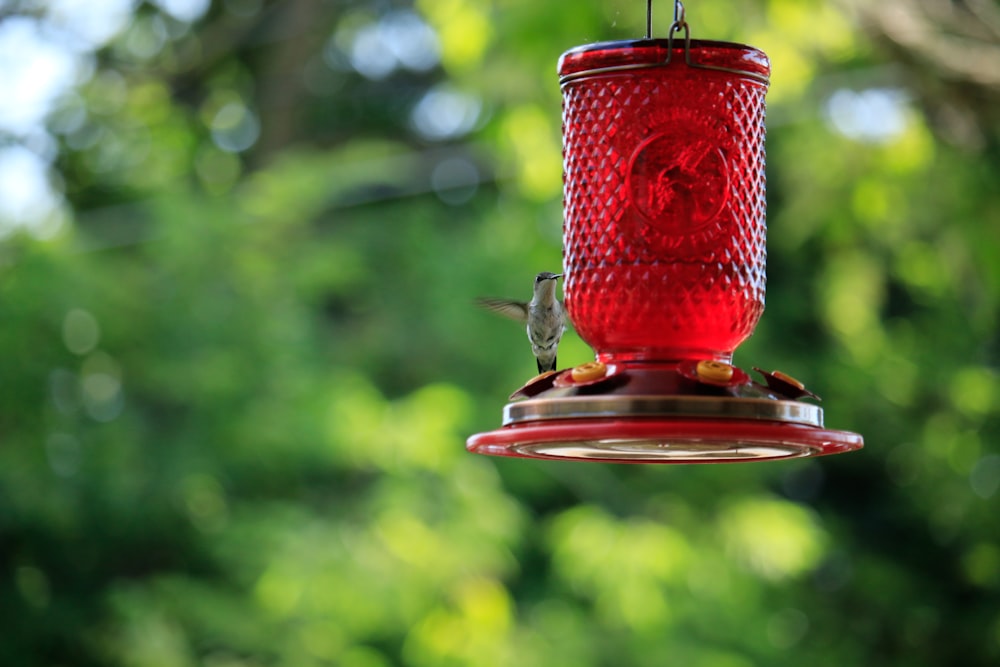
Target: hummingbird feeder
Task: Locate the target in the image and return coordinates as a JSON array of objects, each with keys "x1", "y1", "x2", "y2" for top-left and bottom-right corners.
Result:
[{"x1": 467, "y1": 0, "x2": 863, "y2": 463}]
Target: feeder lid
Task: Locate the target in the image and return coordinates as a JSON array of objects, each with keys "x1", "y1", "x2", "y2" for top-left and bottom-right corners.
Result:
[{"x1": 558, "y1": 38, "x2": 771, "y2": 84}]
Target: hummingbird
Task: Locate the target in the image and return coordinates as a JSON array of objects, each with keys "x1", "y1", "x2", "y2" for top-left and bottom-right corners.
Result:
[{"x1": 477, "y1": 272, "x2": 566, "y2": 373}]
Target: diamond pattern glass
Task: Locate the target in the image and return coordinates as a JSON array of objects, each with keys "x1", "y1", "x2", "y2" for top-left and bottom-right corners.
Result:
[{"x1": 559, "y1": 40, "x2": 770, "y2": 362}]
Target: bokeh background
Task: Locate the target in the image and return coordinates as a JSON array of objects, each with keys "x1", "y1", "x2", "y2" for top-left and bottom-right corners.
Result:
[{"x1": 1, "y1": 0, "x2": 999, "y2": 665}]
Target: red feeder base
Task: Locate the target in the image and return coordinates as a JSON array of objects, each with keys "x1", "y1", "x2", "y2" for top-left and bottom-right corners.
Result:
[
  {"x1": 467, "y1": 417, "x2": 863, "y2": 464},
  {"x1": 466, "y1": 363, "x2": 864, "y2": 464}
]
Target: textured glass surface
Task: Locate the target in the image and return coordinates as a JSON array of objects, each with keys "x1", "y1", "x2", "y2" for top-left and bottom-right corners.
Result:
[{"x1": 560, "y1": 40, "x2": 770, "y2": 361}]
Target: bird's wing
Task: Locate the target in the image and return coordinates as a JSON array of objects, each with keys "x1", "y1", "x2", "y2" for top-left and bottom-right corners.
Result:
[{"x1": 475, "y1": 297, "x2": 529, "y2": 323}]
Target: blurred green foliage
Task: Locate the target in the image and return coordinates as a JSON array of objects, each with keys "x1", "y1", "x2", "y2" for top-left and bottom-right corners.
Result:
[{"x1": 1, "y1": 0, "x2": 999, "y2": 666}]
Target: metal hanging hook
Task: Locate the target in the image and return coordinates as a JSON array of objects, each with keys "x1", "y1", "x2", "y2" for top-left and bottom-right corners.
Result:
[
  {"x1": 646, "y1": 1, "x2": 690, "y2": 39},
  {"x1": 665, "y1": 0, "x2": 692, "y2": 66},
  {"x1": 671, "y1": 0, "x2": 687, "y2": 32}
]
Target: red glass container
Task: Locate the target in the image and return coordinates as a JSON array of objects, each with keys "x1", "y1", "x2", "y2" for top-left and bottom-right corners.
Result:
[{"x1": 561, "y1": 39, "x2": 770, "y2": 364}]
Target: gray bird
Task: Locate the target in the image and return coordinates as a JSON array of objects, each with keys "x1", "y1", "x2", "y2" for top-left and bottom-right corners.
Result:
[{"x1": 477, "y1": 272, "x2": 566, "y2": 373}]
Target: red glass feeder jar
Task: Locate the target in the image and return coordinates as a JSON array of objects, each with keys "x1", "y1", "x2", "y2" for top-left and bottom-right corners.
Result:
[{"x1": 560, "y1": 38, "x2": 770, "y2": 365}]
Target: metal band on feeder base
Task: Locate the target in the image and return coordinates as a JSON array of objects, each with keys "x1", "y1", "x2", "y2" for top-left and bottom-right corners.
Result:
[{"x1": 503, "y1": 395, "x2": 824, "y2": 427}]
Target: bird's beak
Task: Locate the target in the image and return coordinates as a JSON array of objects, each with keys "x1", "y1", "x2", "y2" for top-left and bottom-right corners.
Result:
[{"x1": 551, "y1": 274, "x2": 563, "y2": 280}]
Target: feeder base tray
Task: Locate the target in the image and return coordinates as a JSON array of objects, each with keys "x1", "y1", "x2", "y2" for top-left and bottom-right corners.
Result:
[
  {"x1": 467, "y1": 417, "x2": 863, "y2": 463},
  {"x1": 466, "y1": 362, "x2": 864, "y2": 464}
]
